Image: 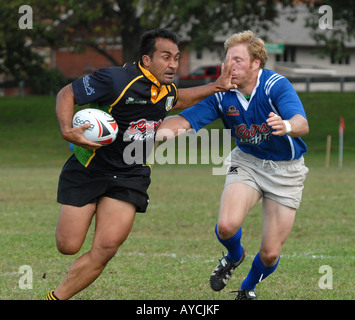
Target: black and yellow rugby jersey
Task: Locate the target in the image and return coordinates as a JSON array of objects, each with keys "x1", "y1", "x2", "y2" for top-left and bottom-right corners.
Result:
[{"x1": 71, "y1": 62, "x2": 178, "y2": 176}]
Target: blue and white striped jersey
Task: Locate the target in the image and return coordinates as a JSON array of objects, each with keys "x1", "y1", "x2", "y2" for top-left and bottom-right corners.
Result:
[{"x1": 180, "y1": 69, "x2": 307, "y2": 161}]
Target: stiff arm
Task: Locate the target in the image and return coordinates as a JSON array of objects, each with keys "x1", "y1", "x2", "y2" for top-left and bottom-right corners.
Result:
[{"x1": 156, "y1": 115, "x2": 192, "y2": 141}]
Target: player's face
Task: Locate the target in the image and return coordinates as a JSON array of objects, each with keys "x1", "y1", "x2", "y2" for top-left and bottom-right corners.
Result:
[
  {"x1": 227, "y1": 44, "x2": 260, "y2": 89},
  {"x1": 143, "y1": 38, "x2": 180, "y2": 85}
]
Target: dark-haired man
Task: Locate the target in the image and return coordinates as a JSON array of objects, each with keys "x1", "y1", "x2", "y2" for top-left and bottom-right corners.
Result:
[{"x1": 45, "y1": 28, "x2": 236, "y2": 300}]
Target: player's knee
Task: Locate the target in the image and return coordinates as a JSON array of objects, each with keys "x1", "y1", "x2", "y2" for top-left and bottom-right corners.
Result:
[
  {"x1": 92, "y1": 239, "x2": 122, "y2": 263},
  {"x1": 56, "y1": 237, "x2": 82, "y2": 255},
  {"x1": 217, "y1": 222, "x2": 239, "y2": 240},
  {"x1": 56, "y1": 241, "x2": 81, "y2": 255},
  {"x1": 259, "y1": 248, "x2": 279, "y2": 266}
]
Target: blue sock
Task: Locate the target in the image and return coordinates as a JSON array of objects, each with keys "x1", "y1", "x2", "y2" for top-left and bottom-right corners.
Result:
[
  {"x1": 241, "y1": 252, "x2": 280, "y2": 290},
  {"x1": 215, "y1": 225, "x2": 244, "y2": 263}
]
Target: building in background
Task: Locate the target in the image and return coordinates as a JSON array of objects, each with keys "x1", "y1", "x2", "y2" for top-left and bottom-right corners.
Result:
[{"x1": 1, "y1": 4, "x2": 355, "y2": 96}]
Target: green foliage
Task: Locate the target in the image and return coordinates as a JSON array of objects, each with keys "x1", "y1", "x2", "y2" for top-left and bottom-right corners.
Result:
[
  {"x1": 2, "y1": 1, "x2": 355, "y2": 85},
  {"x1": 0, "y1": 1, "x2": 42, "y2": 81},
  {"x1": 304, "y1": 0, "x2": 355, "y2": 61},
  {"x1": 0, "y1": 1, "x2": 68, "y2": 94},
  {"x1": 0, "y1": 0, "x2": 297, "y2": 75},
  {"x1": 29, "y1": 68, "x2": 67, "y2": 95}
]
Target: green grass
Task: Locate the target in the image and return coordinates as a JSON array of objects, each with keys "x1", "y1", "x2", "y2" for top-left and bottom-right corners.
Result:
[
  {"x1": 0, "y1": 93, "x2": 354, "y2": 300},
  {"x1": 0, "y1": 96, "x2": 66, "y2": 168},
  {"x1": 299, "y1": 92, "x2": 355, "y2": 154}
]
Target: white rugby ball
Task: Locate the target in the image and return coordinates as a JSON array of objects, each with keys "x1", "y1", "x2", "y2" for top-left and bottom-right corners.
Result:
[{"x1": 72, "y1": 108, "x2": 118, "y2": 145}]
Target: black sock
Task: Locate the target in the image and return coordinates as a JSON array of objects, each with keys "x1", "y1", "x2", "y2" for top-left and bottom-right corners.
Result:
[{"x1": 46, "y1": 290, "x2": 60, "y2": 300}]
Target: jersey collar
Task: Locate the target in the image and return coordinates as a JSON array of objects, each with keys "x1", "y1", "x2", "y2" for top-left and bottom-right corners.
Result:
[
  {"x1": 138, "y1": 62, "x2": 162, "y2": 87},
  {"x1": 138, "y1": 62, "x2": 174, "y2": 104},
  {"x1": 232, "y1": 69, "x2": 263, "y2": 111}
]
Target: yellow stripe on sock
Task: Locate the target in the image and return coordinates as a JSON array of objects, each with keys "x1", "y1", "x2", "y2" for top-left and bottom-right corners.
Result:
[{"x1": 46, "y1": 290, "x2": 58, "y2": 300}]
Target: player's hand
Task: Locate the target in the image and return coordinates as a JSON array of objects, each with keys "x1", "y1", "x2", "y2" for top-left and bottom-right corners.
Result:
[
  {"x1": 62, "y1": 123, "x2": 102, "y2": 149},
  {"x1": 267, "y1": 112, "x2": 288, "y2": 136},
  {"x1": 214, "y1": 54, "x2": 238, "y2": 91}
]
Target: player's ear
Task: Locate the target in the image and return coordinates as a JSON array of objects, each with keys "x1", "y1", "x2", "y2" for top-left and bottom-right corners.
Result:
[
  {"x1": 142, "y1": 55, "x2": 151, "y2": 68},
  {"x1": 252, "y1": 58, "x2": 261, "y2": 70}
]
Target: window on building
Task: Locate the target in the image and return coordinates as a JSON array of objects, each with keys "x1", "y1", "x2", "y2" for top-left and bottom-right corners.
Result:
[
  {"x1": 275, "y1": 46, "x2": 296, "y2": 63},
  {"x1": 330, "y1": 51, "x2": 350, "y2": 65},
  {"x1": 196, "y1": 50, "x2": 202, "y2": 60}
]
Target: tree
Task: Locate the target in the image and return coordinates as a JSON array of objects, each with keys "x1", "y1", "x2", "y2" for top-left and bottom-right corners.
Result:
[
  {"x1": 9, "y1": 0, "x2": 296, "y2": 67},
  {"x1": 0, "y1": 1, "x2": 66, "y2": 93},
  {"x1": 5, "y1": 0, "x2": 324, "y2": 83},
  {"x1": 0, "y1": 1, "x2": 44, "y2": 81},
  {"x1": 303, "y1": 0, "x2": 355, "y2": 62}
]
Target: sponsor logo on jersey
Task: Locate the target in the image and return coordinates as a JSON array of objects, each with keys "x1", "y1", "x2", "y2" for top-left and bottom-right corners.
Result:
[
  {"x1": 124, "y1": 118, "x2": 162, "y2": 141},
  {"x1": 234, "y1": 122, "x2": 272, "y2": 145},
  {"x1": 165, "y1": 96, "x2": 175, "y2": 111},
  {"x1": 82, "y1": 75, "x2": 95, "y2": 96},
  {"x1": 226, "y1": 106, "x2": 239, "y2": 116},
  {"x1": 126, "y1": 97, "x2": 147, "y2": 105}
]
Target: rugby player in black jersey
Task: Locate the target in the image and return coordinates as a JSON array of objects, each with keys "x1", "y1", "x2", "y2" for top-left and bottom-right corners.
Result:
[{"x1": 46, "y1": 28, "x2": 236, "y2": 300}]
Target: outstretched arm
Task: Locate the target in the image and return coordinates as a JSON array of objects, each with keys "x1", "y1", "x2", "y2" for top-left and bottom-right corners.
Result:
[
  {"x1": 172, "y1": 55, "x2": 237, "y2": 110},
  {"x1": 156, "y1": 115, "x2": 192, "y2": 141}
]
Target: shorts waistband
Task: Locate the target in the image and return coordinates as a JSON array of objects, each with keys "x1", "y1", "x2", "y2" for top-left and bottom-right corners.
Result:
[{"x1": 231, "y1": 147, "x2": 304, "y2": 168}]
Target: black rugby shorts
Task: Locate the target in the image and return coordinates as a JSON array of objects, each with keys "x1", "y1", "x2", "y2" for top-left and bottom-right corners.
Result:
[{"x1": 57, "y1": 155, "x2": 151, "y2": 212}]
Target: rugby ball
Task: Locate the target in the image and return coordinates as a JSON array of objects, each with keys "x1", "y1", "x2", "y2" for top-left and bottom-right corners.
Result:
[{"x1": 72, "y1": 108, "x2": 118, "y2": 145}]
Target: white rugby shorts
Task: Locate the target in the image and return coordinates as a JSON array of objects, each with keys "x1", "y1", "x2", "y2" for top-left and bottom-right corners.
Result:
[{"x1": 225, "y1": 147, "x2": 309, "y2": 210}]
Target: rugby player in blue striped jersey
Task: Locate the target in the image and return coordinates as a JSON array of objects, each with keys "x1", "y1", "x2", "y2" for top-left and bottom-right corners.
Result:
[{"x1": 157, "y1": 30, "x2": 309, "y2": 300}]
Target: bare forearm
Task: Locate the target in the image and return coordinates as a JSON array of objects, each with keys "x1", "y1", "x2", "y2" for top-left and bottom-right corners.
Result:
[
  {"x1": 56, "y1": 84, "x2": 76, "y2": 141},
  {"x1": 174, "y1": 83, "x2": 217, "y2": 110},
  {"x1": 156, "y1": 115, "x2": 192, "y2": 141},
  {"x1": 267, "y1": 112, "x2": 309, "y2": 137},
  {"x1": 287, "y1": 114, "x2": 309, "y2": 137},
  {"x1": 56, "y1": 84, "x2": 101, "y2": 149}
]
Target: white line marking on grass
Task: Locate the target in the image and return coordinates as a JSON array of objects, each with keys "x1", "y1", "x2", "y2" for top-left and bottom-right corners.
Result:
[
  {"x1": 1, "y1": 252, "x2": 352, "y2": 278},
  {"x1": 115, "y1": 251, "x2": 354, "y2": 263}
]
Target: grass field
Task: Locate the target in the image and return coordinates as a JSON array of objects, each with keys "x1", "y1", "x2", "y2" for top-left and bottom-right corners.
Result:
[{"x1": 0, "y1": 93, "x2": 354, "y2": 300}]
